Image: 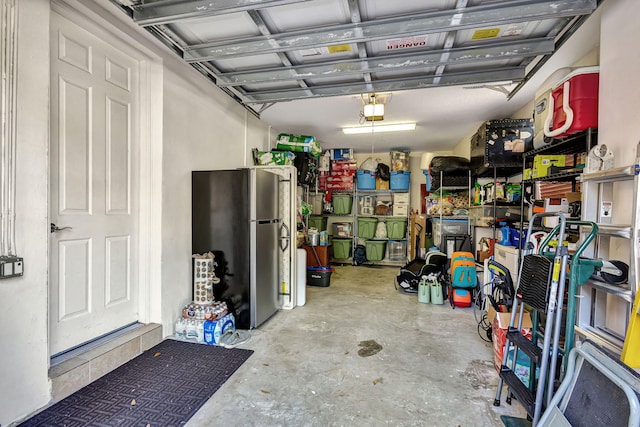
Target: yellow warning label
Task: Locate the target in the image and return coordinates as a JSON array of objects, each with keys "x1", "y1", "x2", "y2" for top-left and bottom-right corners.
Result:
[
  {"x1": 472, "y1": 28, "x2": 500, "y2": 40},
  {"x1": 328, "y1": 44, "x2": 351, "y2": 54},
  {"x1": 552, "y1": 259, "x2": 562, "y2": 282}
]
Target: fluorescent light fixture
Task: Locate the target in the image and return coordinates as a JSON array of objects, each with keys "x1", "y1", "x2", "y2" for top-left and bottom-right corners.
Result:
[
  {"x1": 363, "y1": 103, "x2": 384, "y2": 121},
  {"x1": 342, "y1": 123, "x2": 416, "y2": 135}
]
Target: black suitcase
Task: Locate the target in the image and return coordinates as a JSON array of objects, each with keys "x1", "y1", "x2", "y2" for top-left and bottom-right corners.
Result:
[{"x1": 470, "y1": 118, "x2": 534, "y2": 170}]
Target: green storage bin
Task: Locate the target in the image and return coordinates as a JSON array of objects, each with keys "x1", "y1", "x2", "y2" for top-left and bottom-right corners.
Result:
[
  {"x1": 357, "y1": 217, "x2": 377, "y2": 239},
  {"x1": 365, "y1": 240, "x2": 386, "y2": 262},
  {"x1": 386, "y1": 218, "x2": 407, "y2": 239},
  {"x1": 333, "y1": 238, "x2": 352, "y2": 260},
  {"x1": 308, "y1": 215, "x2": 327, "y2": 231},
  {"x1": 332, "y1": 194, "x2": 352, "y2": 215}
]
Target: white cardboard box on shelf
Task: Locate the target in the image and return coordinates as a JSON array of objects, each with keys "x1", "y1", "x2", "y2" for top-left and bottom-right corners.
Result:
[
  {"x1": 393, "y1": 193, "x2": 410, "y2": 204},
  {"x1": 393, "y1": 204, "x2": 409, "y2": 216}
]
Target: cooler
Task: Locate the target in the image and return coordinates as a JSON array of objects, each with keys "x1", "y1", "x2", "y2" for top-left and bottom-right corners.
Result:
[
  {"x1": 544, "y1": 66, "x2": 599, "y2": 139},
  {"x1": 533, "y1": 67, "x2": 573, "y2": 148}
]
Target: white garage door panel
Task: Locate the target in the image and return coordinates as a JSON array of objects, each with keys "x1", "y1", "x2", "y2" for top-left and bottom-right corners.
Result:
[{"x1": 59, "y1": 239, "x2": 91, "y2": 320}]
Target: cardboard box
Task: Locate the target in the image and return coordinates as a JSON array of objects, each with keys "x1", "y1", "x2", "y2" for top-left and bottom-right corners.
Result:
[
  {"x1": 331, "y1": 148, "x2": 354, "y2": 161},
  {"x1": 393, "y1": 204, "x2": 409, "y2": 217},
  {"x1": 410, "y1": 214, "x2": 427, "y2": 259},
  {"x1": 532, "y1": 155, "x2": 567, "y2": 178},
  {"x1": 393, "y1": 193, "x2": 410, "y2": 204},
  {"x1": 565, "y1": 192, "x2": 581, "y2": 203},
  {"x1": 331, "y1": 160, "x2": 357, "y2": 171},
  {"x1": 376, "y1": 178, "x2": 390, "y2": 190},
  {"x1": 488, "y1": 306, "x2": 532, "y2": 371},
  {"x1": 477, "y1": 250, "x2": 491, "y2": 263}
]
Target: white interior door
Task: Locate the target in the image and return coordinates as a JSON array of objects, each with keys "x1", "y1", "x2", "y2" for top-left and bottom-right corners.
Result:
[{"x1": 49, "y1": 12, "x2": 140, "y2": 355}]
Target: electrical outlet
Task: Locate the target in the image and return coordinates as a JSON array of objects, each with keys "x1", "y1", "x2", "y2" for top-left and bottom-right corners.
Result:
[{"x1": 0, "y1": 256, "x2": 23, "y2": 279}]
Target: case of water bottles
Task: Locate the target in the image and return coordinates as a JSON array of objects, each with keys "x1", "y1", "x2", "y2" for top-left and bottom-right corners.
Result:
[{"x1": 174, "y1": 302, "x2": 235, "y2": 345}]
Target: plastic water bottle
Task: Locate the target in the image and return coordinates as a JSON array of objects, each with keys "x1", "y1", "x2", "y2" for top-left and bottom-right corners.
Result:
[{"x1": 418, "y1": 276, "x2": 430, "y2": 303}]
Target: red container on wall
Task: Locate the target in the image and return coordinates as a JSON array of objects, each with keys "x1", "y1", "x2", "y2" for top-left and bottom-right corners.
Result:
[{"x1": 544, "y1": 66, "x2": 599, "y2": 139}]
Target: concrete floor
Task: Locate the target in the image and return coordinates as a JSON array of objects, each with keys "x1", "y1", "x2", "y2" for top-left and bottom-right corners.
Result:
[{"x1": 187, "y1": 265, "x2": 526, "y2": 427}]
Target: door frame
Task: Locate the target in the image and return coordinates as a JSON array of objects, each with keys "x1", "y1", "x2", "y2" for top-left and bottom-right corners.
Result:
[{"x1": 49, "y1": 0, "x2": 163, "y2": 356}]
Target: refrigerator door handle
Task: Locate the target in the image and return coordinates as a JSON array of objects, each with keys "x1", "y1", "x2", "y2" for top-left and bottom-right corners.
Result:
[{"x1": 279, "y1": 223, "x2": 290, "y2": 252}]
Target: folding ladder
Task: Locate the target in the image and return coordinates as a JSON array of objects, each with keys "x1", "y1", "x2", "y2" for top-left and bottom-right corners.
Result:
[
  {"x1": 576, "y1": 144, "x2": 640, "y2": 364},
  {"x1": 494, "y1": 213, "x2": 570, "y2": 426}
]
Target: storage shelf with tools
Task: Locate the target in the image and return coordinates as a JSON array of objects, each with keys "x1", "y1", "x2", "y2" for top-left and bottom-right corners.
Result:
[{"x1": 518, "y1": 129, "x2": 598, "y2": 241}]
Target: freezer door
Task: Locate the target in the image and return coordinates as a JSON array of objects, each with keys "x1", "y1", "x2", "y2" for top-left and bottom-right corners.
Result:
[
  {"x1": 252, "y1": 168, "x2": 279, "y2": 221},
  {"x1": 251, "y1": 221, "x2": 279, "y2": 327}
]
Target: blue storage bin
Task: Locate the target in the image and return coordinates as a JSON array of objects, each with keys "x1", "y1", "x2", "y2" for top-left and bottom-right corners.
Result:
[
  {"x1": 390, "y1": 171, "x2": 410, "y2": 190},
  {"x1": 357, "y1": 170, "x2": 376, "y2": 190}
]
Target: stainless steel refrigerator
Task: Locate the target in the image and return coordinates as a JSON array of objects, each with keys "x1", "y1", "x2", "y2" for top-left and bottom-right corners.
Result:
[{"x1": 192, "y1": 168, "x2": 282, "y2": 329}]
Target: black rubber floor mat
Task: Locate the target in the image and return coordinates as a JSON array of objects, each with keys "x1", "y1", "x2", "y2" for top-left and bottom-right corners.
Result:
[{"x1": 20, "y1": 339, "x2": 253, "y2": 426}]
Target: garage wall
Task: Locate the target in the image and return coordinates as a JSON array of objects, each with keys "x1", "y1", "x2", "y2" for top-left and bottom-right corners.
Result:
[
  {"x1": 0, "y1": 0, "x2": 271, "y2": 424},
  {"x1": 0, "y1": 1, "x2": 52, "y2": 425},
  {"x1": 160, "y1": 61, "x2": 271, "y2": 334}
]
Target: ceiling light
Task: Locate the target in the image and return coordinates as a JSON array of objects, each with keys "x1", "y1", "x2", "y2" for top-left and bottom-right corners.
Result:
[
  {"x1": 363, "y1": 103, "x2": 384, "y2": 121},
  {"x1": 342, "y1": 123, "x2": 416, "y2": 135}
]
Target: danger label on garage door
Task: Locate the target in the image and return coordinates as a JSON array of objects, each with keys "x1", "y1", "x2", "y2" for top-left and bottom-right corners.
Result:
[{"x1": 385, "y1": 35, "x2": 427, "y2": 51}]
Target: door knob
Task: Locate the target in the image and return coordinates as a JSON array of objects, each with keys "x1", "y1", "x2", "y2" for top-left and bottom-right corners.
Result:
[{"x1": 51, "y1": 223, "x2": 72, "y2": 233}]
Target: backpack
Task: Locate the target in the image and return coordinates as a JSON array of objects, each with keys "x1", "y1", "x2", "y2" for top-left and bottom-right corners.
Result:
[{"x1": 353, "y1": 245, "x2": 367, "y2": 265}]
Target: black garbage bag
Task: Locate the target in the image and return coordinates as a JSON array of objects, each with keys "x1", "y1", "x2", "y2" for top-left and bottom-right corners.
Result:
[{"x1": 376, "y1": 163, "x2": 391, "y2": 181}]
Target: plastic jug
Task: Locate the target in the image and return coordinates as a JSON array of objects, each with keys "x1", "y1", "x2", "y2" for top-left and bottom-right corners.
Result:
[
  {"x1": 418, "y1": 276, "x2": 430, "y2": 303},
  {"x1": 498, "y1": 222, "x2": 511, "y2": 246},
  {"x1": 430, "y1": 277, "x2": 444, "y2": 305}
]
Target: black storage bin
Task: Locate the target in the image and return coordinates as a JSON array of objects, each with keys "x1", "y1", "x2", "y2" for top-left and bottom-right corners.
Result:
[
  {"x1": 307, "y1": 267, "x2": 333, "y2": 287},
  {"x1": 429, "y1": 156, "x2": 470, "y2": 191},
  {"x1": 429, "y1": 156, "x2": 470, "y2": 173},
  {"x1": 470, "y1": 119, "x2": 534, "y2": 170}
]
